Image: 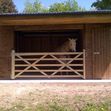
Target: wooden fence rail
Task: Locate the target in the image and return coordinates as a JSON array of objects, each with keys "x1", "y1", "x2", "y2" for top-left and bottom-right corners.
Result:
[{"x1": 11, "y1": 50, "x2": 86, "y2": 79}]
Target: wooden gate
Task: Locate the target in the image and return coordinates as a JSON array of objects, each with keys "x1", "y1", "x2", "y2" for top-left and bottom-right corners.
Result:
[{"x1": 11, "y1": 50, "x2": 86, "y2": 79}]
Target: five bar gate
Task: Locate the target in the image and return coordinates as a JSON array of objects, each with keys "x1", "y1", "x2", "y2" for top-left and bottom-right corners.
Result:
[{"x1": 11, "y1": 50, "x2": 85, "y2": 79}]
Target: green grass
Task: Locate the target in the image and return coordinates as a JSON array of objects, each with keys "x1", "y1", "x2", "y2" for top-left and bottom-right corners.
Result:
[
  {"x1": 82, "y1": 102, "x2": 110, "y2": 111},
  {"x1": 0, "y1": 98, "x2": 111, "y2": 111},
  {"x1": 0, "y1": 102, "x2": 71, "y2": 111},
  {"x1": 48, "y1": 101, "x2": 72, "y2": 111},
  {"x1": 0, "y1": 102, "x2": 110, "y2": 111}
]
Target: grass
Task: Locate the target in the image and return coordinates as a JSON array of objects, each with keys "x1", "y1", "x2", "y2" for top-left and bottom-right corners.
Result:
[
  {"x1": 82, "y1": 102, "x2": 111, "y2": 111},
  {"x1": 0, "y1": 99, "x2": 110, "y2": 111}
]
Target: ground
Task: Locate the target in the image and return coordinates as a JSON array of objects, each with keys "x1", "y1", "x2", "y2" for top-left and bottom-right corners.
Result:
[{"x1": 0, "y1": 82, "x2": 111, "y2": 111}]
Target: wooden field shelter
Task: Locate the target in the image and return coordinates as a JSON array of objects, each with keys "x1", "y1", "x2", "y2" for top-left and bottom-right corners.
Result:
[{"x1": 0, "y1": 11, "x2": 111, "y2": 79}]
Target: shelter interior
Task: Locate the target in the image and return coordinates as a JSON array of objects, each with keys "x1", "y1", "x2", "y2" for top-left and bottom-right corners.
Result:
[{"x1": 14, "y1": 29, "x2": 83, "y2": 52}]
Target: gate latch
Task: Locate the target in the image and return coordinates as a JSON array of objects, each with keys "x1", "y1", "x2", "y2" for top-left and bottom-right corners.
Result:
[{"x1": 93, "y1": 52, "x2": 100, "y2": 55}]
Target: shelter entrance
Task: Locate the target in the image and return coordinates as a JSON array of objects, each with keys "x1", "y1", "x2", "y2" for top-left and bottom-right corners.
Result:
[
  {"x1": 12, "y1": 29, "x2": 85, "y2": 79},
  {"x1": 15, "y1": 30, "x2": 83, "y2": 52}
]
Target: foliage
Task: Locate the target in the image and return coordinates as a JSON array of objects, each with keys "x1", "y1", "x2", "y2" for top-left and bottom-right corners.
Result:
[
  {"x1": 23, "y1": 0, "x2": 85, "y2": 13},
  {"x1": 65, "y1": 0, "x2": 85, "y2": 11},
  {"x1": 49, "y1": 0, "x2": 85, "y2": 12},
  {"x1": 49, "y1": 3, "x2": 67, "y2": 12},
  {"x1": 23, "y1": 0, "x2": 48, "y2": 13},
  {"x1": 91, "y1": 0, "x2": 111, "y2": 10},
  {"x1": 0, "y1": 0, "x2": 17, "y2": 13},
  {"x1": 23, "y1": 0, "x2": 34, "y2": 13}
]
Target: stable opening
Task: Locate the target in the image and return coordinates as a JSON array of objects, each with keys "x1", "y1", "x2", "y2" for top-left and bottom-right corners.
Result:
[
  {"x1": 14, "y1": 29, "x2": 83, "y2": 52},
  {"x1": 12, "y1": 29, "x2": 85, "y2": 79}
]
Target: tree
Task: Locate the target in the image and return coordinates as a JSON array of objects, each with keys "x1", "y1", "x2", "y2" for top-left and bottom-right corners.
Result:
[
  {"x1": 23, "y1": 0, "x2": 48, "y2": 13},
  {"x1": 0, "y1": 0, "x2": 17, "y2": 13},
  {"x1": 49, "y1": 3, "x2": 67, "y2": 12},
  {"x1": 23, "y1": 0, "x2": 34, "y2": 13},
  {"x1": 64, "y1": 0, "x2": 85, "y2": 11},
  {"x1": 23, "y1": 0, "x2": 85, "y2": 13},
  {"x1": 91, "y1": 0, "x2": 111, "y2": 10},
  {"x1": 49, "y1": 0, "x2": 85, "y2": 12}
]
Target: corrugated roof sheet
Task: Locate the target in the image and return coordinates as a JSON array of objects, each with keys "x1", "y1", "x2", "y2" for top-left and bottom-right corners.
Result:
[{"x1": 0, "y1": 10, "x2": 111, "y2": 16}]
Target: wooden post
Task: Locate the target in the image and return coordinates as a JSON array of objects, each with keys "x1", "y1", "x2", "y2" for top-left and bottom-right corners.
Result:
[
  {"x1": 11, "y1": 50, "x2": 15, "y2": 79},
  {"x1": 83, "y1": 49, "x2": 86, "y2": 79}
]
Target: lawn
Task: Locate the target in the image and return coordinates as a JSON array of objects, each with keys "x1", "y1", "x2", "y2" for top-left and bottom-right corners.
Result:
[{"x1": 0, "y1": 83, "x2": 111, "y2": 111}]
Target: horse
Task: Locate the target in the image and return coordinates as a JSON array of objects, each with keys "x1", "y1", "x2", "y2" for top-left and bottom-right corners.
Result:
[
  {"x1": 56, "y1": 38, "x2": 77, "y2": 52},
  {"x1": 54, "y1": 38, "x2": 77, "y2": 75}
]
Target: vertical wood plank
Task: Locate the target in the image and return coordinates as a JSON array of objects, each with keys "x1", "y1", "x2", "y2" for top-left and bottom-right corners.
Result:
[
  {"x1": 11, "y1": 50, "x2": 15, "y2": 79},
  {"x1": 83, "y1": 49, "x2": 86, "y2": 79},
  {"x1": 84, "y1": 25, "x2": 93, "y2": 79}
]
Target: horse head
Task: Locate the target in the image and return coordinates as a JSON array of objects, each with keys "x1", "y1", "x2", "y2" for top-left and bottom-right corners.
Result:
[{"x1": 68, "y1": 38, "x2": 77, "y2": 52}]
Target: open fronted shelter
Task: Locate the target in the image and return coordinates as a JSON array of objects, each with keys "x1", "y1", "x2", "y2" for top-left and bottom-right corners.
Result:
[{"x1": 0, "y1": 11, "x2": 111, "y2": 79}]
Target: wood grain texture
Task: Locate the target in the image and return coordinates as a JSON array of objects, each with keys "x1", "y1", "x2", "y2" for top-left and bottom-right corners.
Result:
[
  {"x1": 0, "y1": 15, "x2": 111, "y2": 26},
  {"x1": 0, "y1": 26, "x2": 14, "y2": 79},
  {"x1": 12, "y1": 51, "x2": 85, "y2": 79},
  {"x1": 85, "y1": 24, "x2": 111, "y2": 79}
]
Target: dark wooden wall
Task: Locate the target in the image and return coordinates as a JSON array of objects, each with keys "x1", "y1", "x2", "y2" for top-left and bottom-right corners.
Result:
[
  {"x1": 85, "y1": 24, "x2": 111, "y2": 79},
  {"x1": 0, "y1": 26, "x2": 14, "y2": 79}
]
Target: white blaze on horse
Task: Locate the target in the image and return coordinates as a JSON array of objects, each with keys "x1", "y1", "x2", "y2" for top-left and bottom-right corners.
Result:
[{"x1": 56, "y1": 38, "x2": 77, "y2": 52}]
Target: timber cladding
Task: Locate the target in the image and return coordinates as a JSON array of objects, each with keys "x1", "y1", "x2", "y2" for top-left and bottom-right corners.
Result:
[
  {"x1": 85, "y1": 24, "x2": 111, "y2": 79},
  {"x1": 0, "y1": 26, "x2": 14, "y2": 79},
  {"x1": 0, "y1": 14, "x2": 111, "y2": 25}
]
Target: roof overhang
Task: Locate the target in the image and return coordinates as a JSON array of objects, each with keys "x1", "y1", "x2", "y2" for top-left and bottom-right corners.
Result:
[{"x1": 0, "y1": 11, "x2": 111, "y2": 26}]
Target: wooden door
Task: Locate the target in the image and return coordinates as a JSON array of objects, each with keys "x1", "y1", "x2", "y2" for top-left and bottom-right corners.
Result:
[{"x1": 92, "y1": 25, "x2": 111, "y2": 79}]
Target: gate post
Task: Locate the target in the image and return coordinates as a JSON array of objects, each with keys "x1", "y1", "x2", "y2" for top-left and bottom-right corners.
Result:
[
  {"x1": 11, "y1": 50, "x2": 15, "y2": 79},
  {"x1": 83, "y1": 49, "x2": 86, "y2": 79}
]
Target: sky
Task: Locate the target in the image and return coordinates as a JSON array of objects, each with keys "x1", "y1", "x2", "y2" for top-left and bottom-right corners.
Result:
[{"x1": 13, "y1": 0, "x2": 96, "y2": 12}]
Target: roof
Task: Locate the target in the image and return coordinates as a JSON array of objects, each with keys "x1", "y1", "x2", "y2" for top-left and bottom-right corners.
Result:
[
  {"x1": 0, "y1": 10, "x2": 111, "y2": 26},
  {"x1": 0, "y1": 10, "x2": 111, "y2": 16}
]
